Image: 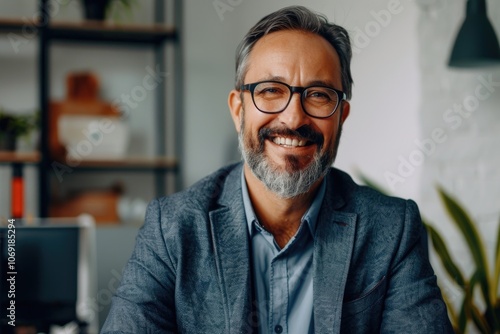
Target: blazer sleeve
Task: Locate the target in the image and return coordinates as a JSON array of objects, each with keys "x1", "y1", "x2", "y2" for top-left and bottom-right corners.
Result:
[
  {"x1": 380, "y1": 200, "x2": 454, "y2": 333},
  {"x1": 101, "y1": 199, "x2": 177, "y2": 334}
]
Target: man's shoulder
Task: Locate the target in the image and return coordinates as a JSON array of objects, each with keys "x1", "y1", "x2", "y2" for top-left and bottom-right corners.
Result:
[
  {"x1": 327, "y1": 168, "x2": 424, "y2": 273},
  {"x1": 156, "y1": 162, "x2": 241, "y2": 212},
  {"x1": 328, "y1": 167, "x2": 405, "y2": 202},
  {"x1": 327, "y1": 167, "x2": 415, "y2": 219}
]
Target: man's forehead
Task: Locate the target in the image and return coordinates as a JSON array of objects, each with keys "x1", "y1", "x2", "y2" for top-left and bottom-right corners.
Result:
[{"x1": 244, "y1": 30, "x2": 342, "y2": 86}]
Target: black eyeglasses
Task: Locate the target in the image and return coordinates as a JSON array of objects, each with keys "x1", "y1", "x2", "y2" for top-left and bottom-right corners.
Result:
[{"x1": 240, "y1": 80, "x2": 346, "y2": 119}]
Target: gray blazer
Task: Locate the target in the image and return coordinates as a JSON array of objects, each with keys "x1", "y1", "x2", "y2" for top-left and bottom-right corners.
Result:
[{"x1": 102, "y1": 163, "x2": 453, "y2": 333}]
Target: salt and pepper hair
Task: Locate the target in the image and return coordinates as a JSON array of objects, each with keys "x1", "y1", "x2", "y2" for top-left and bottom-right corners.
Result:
[{"x1": 234, "y1": 6, "x2": 354, "y2": 100}]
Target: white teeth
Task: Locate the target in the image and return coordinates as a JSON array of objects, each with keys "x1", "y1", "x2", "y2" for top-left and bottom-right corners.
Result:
[{"x1": 272, "y1": 137, "x2": 307, "y2": 147}]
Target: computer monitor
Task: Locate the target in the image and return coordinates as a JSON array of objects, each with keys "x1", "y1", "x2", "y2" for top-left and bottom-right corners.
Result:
[{"x1": 0, "y1": 215, "x2": 97, "y2": 333}]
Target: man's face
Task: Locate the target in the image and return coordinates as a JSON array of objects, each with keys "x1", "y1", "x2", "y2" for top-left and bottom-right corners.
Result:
[{"x1": 229, "y1": 30, "x2": 350, "y2": 198}]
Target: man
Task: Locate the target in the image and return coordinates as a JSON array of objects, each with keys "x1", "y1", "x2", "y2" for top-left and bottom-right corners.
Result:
[{"x1": 102, "y1": 6, "x2": 453, "y2": 334}]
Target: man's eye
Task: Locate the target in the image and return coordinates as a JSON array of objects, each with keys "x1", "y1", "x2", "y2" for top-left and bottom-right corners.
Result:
[
  {"x1": 256, "y1": 86, "x2": 285, "y2": 96},
  {"x1": 261, "y1": 88, "x2": 278, "y2": 93},
  {"x1": 307, "y1": 91, "x2": 332, "y2": 101}
]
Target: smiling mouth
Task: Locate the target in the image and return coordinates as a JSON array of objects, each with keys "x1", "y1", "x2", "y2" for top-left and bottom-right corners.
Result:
[
  {"x1": 260, "y1": 125, "x2": 322, "y2": 150},
  {"x1": 271, "y1": 136, "x2": 313, "y2": 148}
]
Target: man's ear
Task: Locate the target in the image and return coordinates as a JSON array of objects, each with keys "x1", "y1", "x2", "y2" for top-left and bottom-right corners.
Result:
[
  {"x1": 228, "y1": 89, "x2": 243, "y2": 133},
  {"x1": 340, "y1": 100, "x2": 350, "y2": 124}
]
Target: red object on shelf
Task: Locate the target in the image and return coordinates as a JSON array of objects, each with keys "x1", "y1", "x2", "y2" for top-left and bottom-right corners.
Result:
[{"x1": 11, "y1": 163, "x2": 23, "y2": 218}]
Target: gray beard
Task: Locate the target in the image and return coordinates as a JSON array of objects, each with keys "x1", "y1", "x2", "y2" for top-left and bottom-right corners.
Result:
[{"x1": 238, "y1": 114, "x2": 340, "y2": 199}]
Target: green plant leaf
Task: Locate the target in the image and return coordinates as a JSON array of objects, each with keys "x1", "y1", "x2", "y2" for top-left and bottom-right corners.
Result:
[
  {"x1": 494, "y1": 217, "x2": 500, "y2": 301},
  {"x1": 459, "y1": 271, "x2": 484, "y2": 333},
  {"x1": 495, "y1": 303, "x2": 500, "y2": 332},
  {"x1": 471, "y1": 304, "x2": 490, "y2": 334},
  {"x1": 468, "y1": 271, "x2": 492, "y2": 333},
  {"x1": 438, "y1": 187, "x2": 492, "y2": 309},
  {"x1": 424, "y1": 222, "x2": 466, "y2": 288},
  {"x1": 458, "y1": 295, "x2": 468, "y2": 334},
  {"x1": 440, "y1": 281, "x2": 460, "y2": 332}
]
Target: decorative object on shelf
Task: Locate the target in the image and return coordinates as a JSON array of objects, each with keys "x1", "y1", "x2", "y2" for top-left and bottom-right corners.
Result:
[
  {"x1": 0, "y1": 109, "x2": 38, "y2": 151},
  {"x1": 117, "y1": 195, "x2": 147, "y2": 224},
  {"x1": 11, "y1": 163, "x2": 24, "y2": 218},
  {"x1": 49, "y1": 71, "x2": 129, "y2": 161},
  {"x1": 50, "y1": 184, "x2": 123, "y2": 223},
  {"x1": 449, "y1": 0, "x2": 500, "y2": 68},
  {"x1": 81, "y1": 0, "x2": 136, "y2": 21},
  {"x1": 58, "y1": 115, "x2": 129, "y2": 160}
]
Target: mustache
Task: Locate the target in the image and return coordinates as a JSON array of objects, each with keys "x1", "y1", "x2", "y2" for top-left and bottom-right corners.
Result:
[{"x1": 258, "y1": 124, "x2": 324, "y2": 147}]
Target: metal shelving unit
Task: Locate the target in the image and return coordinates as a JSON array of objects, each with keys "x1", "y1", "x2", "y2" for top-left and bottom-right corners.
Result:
[{"x1": 0, "y1": 0, "x2": 183, "y2": 218}]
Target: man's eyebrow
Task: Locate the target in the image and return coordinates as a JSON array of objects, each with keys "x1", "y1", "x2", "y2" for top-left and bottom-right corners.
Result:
[
  {"x1": 258, "y1": 75, "x2": 286, "y2": 82},
  {"x1": 307, "y1": 80, "x2": 337, "y2": 88},
  {"x1": 257, "y1": 76, "x2": 337, "y2": 88}
]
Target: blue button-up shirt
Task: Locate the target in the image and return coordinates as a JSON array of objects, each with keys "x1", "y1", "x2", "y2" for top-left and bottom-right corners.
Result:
[{"x1": 241, "y1": 170, "x2": 326, "y2": 334}]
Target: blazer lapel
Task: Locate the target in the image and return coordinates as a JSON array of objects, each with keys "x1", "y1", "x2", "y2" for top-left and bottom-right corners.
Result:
[
  {"x1": 209, "y1": 165, "x2": 254, "y2": 334},
  {"x1": 313, "y1": 173, "x2": 357, "y2": 334}
]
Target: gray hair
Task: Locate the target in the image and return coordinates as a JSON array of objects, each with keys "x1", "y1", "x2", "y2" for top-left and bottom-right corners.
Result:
[{"x1": 235, "y1": 6, "x2": 353, "y2": 100}]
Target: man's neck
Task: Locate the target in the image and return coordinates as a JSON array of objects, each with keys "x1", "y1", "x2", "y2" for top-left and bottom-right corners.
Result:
[{"x1": 243, "y1": 164, "x2": 323, "y2": 248}]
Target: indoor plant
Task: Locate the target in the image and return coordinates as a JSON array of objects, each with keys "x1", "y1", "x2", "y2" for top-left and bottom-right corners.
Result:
[
  {"x1": 0, "y1": 110, "x2": 38, "y2": 151},
  {"x1": 81, "y1": 0, "x2": 135, "y2": 21},
  {"x1": 425, "y1": 188, "x2": 500, "y2": 333}
]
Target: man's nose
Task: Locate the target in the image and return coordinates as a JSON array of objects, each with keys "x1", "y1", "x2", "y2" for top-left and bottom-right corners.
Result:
[{"x1": 277, "y1": 93, "x2": 309, "y2": 130}]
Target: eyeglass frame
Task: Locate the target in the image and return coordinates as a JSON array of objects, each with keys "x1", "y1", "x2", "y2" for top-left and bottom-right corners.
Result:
[{"x1": 239, "y1": 80, "x2": 347, "y2": 119}]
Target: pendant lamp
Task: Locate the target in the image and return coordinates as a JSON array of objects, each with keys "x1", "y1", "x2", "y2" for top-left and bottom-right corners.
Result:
[{"x1": 449, "y1": 0, "x2": 500, "y2": 68}]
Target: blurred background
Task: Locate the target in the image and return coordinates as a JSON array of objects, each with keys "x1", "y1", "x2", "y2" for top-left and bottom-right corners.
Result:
[{"x1": 0, "y1": 0, "x2": 499, "y2": 332}]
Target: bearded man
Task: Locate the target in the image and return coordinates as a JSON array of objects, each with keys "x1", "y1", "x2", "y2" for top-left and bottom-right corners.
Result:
[{"x1": 102, "y1": 6, "x2": 453, "y2": 334}]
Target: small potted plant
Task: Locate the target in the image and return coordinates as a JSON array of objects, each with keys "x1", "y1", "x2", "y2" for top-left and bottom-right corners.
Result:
[
  {"x1": 82, "y1": 0, "x2": 135, "y2": 21},
  {"x1": 0, "y1": 110, "x2": 38, "y2": 151}
]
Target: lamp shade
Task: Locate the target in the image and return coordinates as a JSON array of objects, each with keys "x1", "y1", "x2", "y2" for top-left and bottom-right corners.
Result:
[{"x1": 449, "y1": 0, "x2": 500, "y2": 68}]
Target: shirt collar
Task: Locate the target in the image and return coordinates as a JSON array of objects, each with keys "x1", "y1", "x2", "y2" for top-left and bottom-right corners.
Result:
[{"x1": 241, "y1": 168, "x2": 327, "y2": 237}]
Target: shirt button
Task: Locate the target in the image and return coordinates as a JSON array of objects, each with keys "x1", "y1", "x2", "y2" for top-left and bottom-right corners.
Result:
[{"x1": 274, "y1": 325, "x2": 283, "y2": 333}]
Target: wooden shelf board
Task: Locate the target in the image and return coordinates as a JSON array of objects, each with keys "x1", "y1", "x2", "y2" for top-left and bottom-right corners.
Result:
[
  {"x1": 58, "y1": 156, "x2": 178, "y2": 169},
  {"x1": 48, "y1": 21, "x2": 177, "y2": 44},
  {"x1": 0, "y1": 19, "x2": 177, "y2": 44},
  {"x1": 0, "y1": 18, "x2": 25, "y2": 33},
  {"x1": 0, "y1": 151, "x2": 40, "y2": 164}
]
